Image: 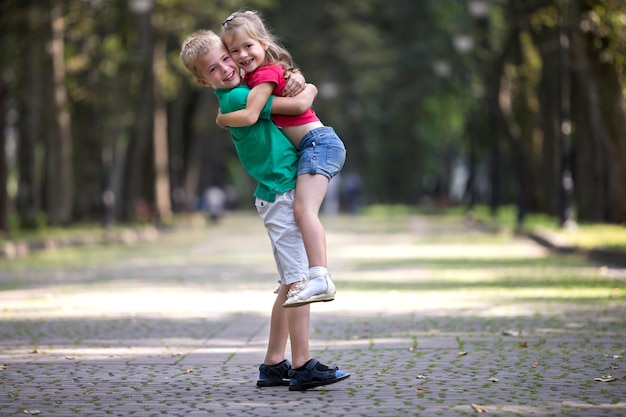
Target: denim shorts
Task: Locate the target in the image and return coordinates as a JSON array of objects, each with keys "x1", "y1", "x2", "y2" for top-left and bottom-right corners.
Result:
[
  {"x1": 255, "y1": 189, "x2": 308, "y2": 286},
  {"x1": 297, "y1": 127, "x2": 346, "y2": 180}
]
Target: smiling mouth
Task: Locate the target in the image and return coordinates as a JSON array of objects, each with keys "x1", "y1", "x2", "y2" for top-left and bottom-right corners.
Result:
[
  {"x1": 240, "y1": 58, "x2": 253, "y2": 67},
  {"x1": 224, "y1": 71, "x2": 236, "y2": 81}
]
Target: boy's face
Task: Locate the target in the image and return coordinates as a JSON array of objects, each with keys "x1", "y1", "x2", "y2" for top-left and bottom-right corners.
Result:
[{"x1": 195, "y1": 44, "x2": 241, "y2": 89}]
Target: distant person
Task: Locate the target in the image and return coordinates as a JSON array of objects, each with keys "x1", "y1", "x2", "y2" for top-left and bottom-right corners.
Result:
[
  {"x1": 202, "y1": 186, "x2": 226, "y2": 222},
  {"x1": 323, "y1": 173, "x2": 341, "y2": 216},
  {"x1": 344, "y1": 171, "x2": 364, "y2": 214},
  {"x1": 180, "y1": 30, "x2": 350, "y2": 391},
  {"x1": 218, "y1": 10, "x2": 347, "y2": 308}
]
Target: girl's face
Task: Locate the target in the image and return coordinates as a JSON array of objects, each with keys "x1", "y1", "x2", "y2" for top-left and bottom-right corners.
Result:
[{"x1": 224, "y1": 30, "x2": 267, "y2": 73}]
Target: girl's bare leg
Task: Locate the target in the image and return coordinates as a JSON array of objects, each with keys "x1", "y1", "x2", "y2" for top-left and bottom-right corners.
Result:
[
  {"x1": 284, "y1": 174, "x2": 336, "y2": 307},
  {"x1": 293, "y1": 174, "x2": 329, "y2": 268}
]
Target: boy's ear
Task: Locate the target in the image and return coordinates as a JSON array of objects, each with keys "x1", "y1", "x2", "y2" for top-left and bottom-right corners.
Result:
[{"x1": 197, "y1": 77, "x2": 210, "y2": 87}]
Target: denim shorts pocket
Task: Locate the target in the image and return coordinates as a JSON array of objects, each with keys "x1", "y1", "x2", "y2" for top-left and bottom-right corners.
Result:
[{"x1": 325, "y1": 143, "x2": 347, "y2": 176}]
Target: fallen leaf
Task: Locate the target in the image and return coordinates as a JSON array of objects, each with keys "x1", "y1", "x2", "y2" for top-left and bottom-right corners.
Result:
[
  {"x1": 594, "y1": 375, "x2": 616, "y2": 382},
  {"x1": 458, "y1": 351, "x2": 469, "y2": 356},
  {"x1": 530, "y1": 362, "x2": 539, "y2": 368},
  {"x1": 0, "y1": 363, "x2": 7, "y2": 370},
  {"x1": 489, "y1": 377, "x2": 499, "y2": 382},
  {"x1": 23, "y1": 410, "x2": 41, "y2": 415},
  {"x1": 64, "y1": 356, "x2": 75, "y2": 360},
  {"x1": 519, "y1": 342, "x2": 528, "y2": 348},
  {"x1": 610, "y1": 366, "x2": 619, "y2": 370},
  {"x1": 186, "y1": 368, "x2": 194, "y2": 373},
  {"x1": 416, "y1": 374, "x2": 427, "y2": 379},
  {"x1": 612, "y1": 355, "x2": 622, "y2": 359},
  {"x1": 502, "y1": 330, "x2": 520, "y2": 337},
  {"x1": 415, "y1": 387, "x2": 424, "y2": 393},
  {"x1": 29, "y1": 350, "x2": 38, "y2": 354},
  {"x1": 471, "y1": 403, "x2": 487, "y2": 413},
  {"x1": 374, "y1": 371, "x2": 385, "y2": 375}
]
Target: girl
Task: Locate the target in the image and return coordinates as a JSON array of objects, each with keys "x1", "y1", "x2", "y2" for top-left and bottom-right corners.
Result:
[{"x1": 218, "y1": 10, "x2": 347, "y2": 308}]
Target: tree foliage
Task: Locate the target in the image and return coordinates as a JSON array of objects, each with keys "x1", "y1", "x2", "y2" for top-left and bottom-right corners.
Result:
[{"x1": 0, "y1": 0, "x2": 625, "y2": 233}]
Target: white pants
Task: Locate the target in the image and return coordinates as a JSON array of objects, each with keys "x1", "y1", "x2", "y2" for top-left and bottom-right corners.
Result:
[{"x1": 255, "y1": 189, "x2": 308, "y2": 286}]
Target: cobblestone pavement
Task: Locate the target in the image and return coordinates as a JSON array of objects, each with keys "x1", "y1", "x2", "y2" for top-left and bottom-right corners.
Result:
[{"x1": 0, "y1": 213, "x2": 625, "y2": 417}]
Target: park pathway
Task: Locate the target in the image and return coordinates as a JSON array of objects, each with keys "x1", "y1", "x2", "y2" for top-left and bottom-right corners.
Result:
[{"x1": 0, "y1": 212, "x2": 624, "y2": 416}]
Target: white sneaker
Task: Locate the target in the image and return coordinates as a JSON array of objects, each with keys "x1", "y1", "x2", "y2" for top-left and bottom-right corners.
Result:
[{"x1": 283, "y1": 274, "x2": 336, "y2": 307}]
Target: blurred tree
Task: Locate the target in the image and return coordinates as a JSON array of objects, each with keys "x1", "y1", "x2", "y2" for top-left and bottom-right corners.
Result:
[
  {"x1": 47, "y1": 0, "x2": 74, "y2": 225},
  {"x1": 1, "y1": 0, "x2": 625, "y2": 232},
  {"x1": 0, "y1": 42, "x2": 7, "y2": 234},
  {"x1": 575, "y1": 0, "x2": 626, "y2": 222}
]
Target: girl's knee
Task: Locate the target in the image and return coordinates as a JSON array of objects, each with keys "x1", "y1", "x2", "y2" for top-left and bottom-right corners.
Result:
[{"x1": 293, "y1": 202, "x2": 306, "y2": 222}]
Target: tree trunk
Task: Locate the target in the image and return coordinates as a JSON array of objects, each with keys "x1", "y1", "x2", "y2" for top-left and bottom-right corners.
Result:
[
  {"x1": 582, "y1": 33, "x2": 626, "y2": 222},
  {"x1": 152, "y1": 38, "x2": 171, "y2": 222},
  {"x1": 0, "y1": 1, "x2": 14, "y2": 234},
  {"x1": 16, "y1": 1, "x2": 43, "y2": 229},
  {"x1": 569, "y1": 21, "x2": 609, "y2": 222},
  {"x1": 73, "y1": 103, "x2": 104, "y2": 221},
  {"x1": 0, "y1": 69, "x2": 8, "y2": 234},
  {"x1": 47, "y1": 0, "x2": 73, "y2": 225},
  {"x1": 120, "y1": 8, "x2": 154, "y2": 221}
]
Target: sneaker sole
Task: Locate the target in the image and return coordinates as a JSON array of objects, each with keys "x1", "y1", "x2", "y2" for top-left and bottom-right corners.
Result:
[
  {"x1": 288, "y1": 372, "x2": 350, "y2": 391},
  {"x1": 256, "y1": 379, "x2": 290, "y2": 387},
  {"x1": 282, "y1": 294, "x2": 335, "y2": 308}
]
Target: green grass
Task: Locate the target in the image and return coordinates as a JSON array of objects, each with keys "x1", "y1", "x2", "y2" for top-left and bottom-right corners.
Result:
[
  {"x1": 364, "y1": 204, "x2": 626, "y2": 251},
  {"x1": 545, "y1": 224, "x2": 626, "y2": 250},
  {"x1": 455, "y1": 205, "x2": 626, "y2": 251},
  {"x1": 2, "y1": 205, "x2": 626, "y2": 257}
]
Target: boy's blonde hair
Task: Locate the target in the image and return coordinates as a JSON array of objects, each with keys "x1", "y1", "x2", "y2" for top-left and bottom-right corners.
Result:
[
  {"x1": 220, "y1": 10, "x2": 294, "y2": 69},
  {"x1": 180, "y1": 30, "x2": 223, "y2": 79}
]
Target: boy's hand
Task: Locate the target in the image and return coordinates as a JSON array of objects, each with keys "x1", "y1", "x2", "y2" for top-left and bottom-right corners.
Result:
[{"x1": 283, "y1": 70, "x2": 305, "y2": 97}]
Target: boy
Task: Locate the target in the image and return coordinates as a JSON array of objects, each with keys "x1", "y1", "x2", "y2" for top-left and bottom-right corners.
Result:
[{"x1": 180, "y1": 30, "x2": 349, "y2": 391}]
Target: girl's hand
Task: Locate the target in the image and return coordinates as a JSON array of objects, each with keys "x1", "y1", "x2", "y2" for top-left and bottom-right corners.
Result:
[
  {"x1": 283, "y1": 70, "x2": 305, "y2": 97},
  {"x1": 216, "y1": 109, "x2": 227, "y2": 129}
]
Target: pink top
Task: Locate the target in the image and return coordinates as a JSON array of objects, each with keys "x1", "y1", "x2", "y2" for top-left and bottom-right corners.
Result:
[{"x1": 244, "y1": 65, "x2": 319, "y2": 127}]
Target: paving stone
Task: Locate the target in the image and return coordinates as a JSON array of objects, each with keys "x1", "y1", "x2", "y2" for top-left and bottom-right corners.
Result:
[{"x1": 0, "y1": 213, "x2": 624, "y2": 416}]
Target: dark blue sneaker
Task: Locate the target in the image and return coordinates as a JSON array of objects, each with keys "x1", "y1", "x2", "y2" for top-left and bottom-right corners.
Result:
[
  {"x1": 288, "y1": 358, "x2": 350, "y2": 391},
  {"x1": 256, "y1": 359, "x2": 291, "y2": 387}
]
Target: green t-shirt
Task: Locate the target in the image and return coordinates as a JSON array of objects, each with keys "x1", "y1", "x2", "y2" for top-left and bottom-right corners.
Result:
[{"x1": 214, "y1": 86, "x2": 298, "y2": 202}]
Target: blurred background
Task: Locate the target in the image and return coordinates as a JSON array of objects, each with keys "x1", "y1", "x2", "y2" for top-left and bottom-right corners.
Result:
[{"x1": 0, "y1": 0, "x2": 625, "y2": 234}]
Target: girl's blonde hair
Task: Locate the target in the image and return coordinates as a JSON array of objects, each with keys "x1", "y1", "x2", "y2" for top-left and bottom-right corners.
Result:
[
  {"x1": 180, "y1": 30, "x2": 223, "y2": 79},
  {"x1": 220, "y1": 10, "x2": 294, "y2": 69}
]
